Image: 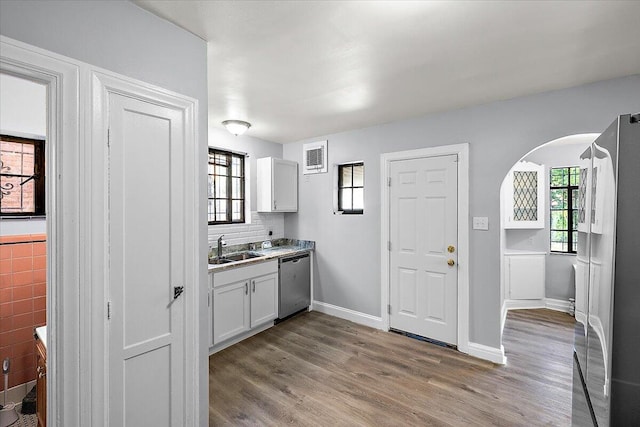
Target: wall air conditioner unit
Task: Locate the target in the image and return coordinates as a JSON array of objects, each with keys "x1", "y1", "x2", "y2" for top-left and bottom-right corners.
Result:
[{"x1": 303, "y1": 140, "x2": 328, "y2": 175}]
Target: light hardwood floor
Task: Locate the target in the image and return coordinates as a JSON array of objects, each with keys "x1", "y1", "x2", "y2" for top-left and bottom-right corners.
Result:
[{"x1": 209, "y1": 309, "x2": 575, "y2": 426}]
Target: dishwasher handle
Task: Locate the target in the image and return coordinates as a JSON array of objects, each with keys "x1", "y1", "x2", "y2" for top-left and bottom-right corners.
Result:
[{"x1": 280, "y1": 253, "x2": 310, "y2": 263}]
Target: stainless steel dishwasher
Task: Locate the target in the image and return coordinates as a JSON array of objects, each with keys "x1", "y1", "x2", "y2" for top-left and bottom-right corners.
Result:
[{"x1": 278, "y1": 252, "x2": 310, "y2": 319}]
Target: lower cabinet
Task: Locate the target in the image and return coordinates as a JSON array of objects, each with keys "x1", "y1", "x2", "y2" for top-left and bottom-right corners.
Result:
[
  {"x1": 35, "y1": 336, "x2": 46, "y2": 427},
  {"x1": 211, "y1": 260, "x2": 278, "y2": 347},
  {"x1": 505, "y1": 252, "x2": 545, "y2": 300},
  {"x1": 250, "y1": 273, "x2": 278, "y2": 328}
]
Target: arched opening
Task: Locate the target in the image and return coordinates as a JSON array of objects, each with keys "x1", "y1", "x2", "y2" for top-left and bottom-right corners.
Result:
[{"x1": 499, "y1": 133, "x2": 598, "y2": 346}]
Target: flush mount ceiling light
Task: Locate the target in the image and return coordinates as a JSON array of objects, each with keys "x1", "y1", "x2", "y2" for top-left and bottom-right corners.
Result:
[{"x1": 222, "y1": 119, "x2": 251, "y2": 136}]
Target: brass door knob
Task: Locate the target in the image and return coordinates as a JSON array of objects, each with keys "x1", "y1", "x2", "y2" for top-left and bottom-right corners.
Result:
[
  {"x1": 447, "y1": 259, "x2": 455, "y2": 266},
  {"x1": 447, "y1": 245, "x2": 455, "y2": 253}
]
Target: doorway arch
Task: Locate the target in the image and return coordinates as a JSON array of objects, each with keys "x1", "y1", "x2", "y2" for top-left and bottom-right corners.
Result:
[{"x1": 498, "y1": 133, "x2": 599, "y2": 354}]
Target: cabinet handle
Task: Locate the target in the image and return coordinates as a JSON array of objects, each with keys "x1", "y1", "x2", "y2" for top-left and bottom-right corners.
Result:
[
  {"x1": 245, "y1": 282, "x2": 248, "y2": 295},
  {"x1": 252, "y1": 281, "x2": 256, "y2": 293}
]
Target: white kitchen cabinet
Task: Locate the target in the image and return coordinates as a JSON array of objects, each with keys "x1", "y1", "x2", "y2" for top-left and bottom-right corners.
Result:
[
  {"x1": 504, "y1": 161, "x2": 545, "y2": 229},
  {"x1": 505, "y1": 252, "x2": 545, "y2": 300},
  {"x1": 250, "y1": 273, "x2": 278, "y2": 328},
  {"x1": 213, "y1": 279, "x2": 251, "y2": 344},
  {"x1": 211, "y1": 260, "x2": 278, "y2": 346},
  {"x1": 257, "y1": 157, "x2": 298, "y2": 212}
]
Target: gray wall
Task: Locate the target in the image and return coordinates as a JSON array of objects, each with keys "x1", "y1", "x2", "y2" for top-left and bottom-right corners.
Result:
[
  {"x1": 505, "y1": 140, "x2": 593, "y2": 300},
  {"x1": 0, "y1": 1, "x2": 209, "y2": 424},
  {"x1": 283, "y1": 75, "x2": 640, "y2": 349}
]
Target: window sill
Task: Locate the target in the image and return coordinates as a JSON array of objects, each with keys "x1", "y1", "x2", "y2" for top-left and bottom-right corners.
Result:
[
  {"x1": 549, "y1": 251, "x2": 577, "y2": 256},
  {"x1": 0, "y1": 215, "x2": 46, "y2": 220},
  {"x1": 334, "y1": 210, "x2": 364, "y2": 215}
]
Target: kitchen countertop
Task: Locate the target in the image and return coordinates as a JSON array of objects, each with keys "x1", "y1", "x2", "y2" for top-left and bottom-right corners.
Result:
[
  {"x1": 503, "y1": 249, "x2": 547, "y2": 255},
  {"x1": 208, "y1": 240, "x2": 314, "y2": 272},
  {"x1": 35, "y1": 325, "x2": 47, "y2": 349}
]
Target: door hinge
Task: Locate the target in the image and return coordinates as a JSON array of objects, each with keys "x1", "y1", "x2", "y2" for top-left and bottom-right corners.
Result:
[
  {"x1": 107, "y1": 128, "x2": 110, "y2": 147},
  {"x1": 388, "y1": 241, "x2": 391, "y2": 251},
  {"x1": 387, "y1": 304, "x2": 391, "y2": 315},
  {"x1": 387, "y1": 177, "x2": 391, "y2": 187},
  {"x1": 107, "y1": 301, "x2": 111, "y2": 320}
]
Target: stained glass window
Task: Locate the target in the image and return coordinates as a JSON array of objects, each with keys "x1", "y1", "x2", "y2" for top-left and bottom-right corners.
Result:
[{"x1": 513, "y1": 171, "x2": 538, "y2": 221}]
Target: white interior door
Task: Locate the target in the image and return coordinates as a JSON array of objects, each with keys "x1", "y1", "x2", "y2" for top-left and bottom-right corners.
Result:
[
  {"x1": 389, "y1": 155, "x2": 458, "y2": 345},
  {"x1": 108, "y1": 93, "x2": 185, "y2": 427}
]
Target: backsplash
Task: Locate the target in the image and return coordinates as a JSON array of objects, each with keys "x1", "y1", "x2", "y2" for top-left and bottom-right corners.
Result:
[
  {"x1": 208, "y1": 211, "x2": 284, "y2": 248},
  {"x1": 0, "y1": 234, "x2": 46, "y2": 391}
]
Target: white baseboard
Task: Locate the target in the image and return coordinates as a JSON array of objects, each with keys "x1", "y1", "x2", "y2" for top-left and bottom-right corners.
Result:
[
  {"x1": 313, "y1": 301, "x2": 508, "y2": 365},
  {"x1": 467, "y1": 342, "x2": 507, "y2": 365},
  {"x1": 503, "y1": 299, "x2": 546, "y2": 310},
  {"x1": 503, "y1": 298, "x2": 573, "y2": 314},
  {"x1": 544, "y1": 298, "x2": 573, "y2": 313},
  {"x1": 311, "y1": 301, "x2": 384, "y2": 330}
]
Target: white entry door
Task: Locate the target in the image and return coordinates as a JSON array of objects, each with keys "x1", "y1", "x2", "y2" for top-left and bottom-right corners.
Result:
[
  {"x1": 108, "y1": 92, "x2": 185, "y2": 427},
  {"x1": 389, "y1": 155, "x2": 458, "y2": 345}
]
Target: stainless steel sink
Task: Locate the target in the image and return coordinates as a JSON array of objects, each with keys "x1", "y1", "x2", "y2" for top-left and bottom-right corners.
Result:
[
  {"x1": 223, "y1": 252, "x2": 262, "y2": 261},
  {"x1": 209, "y1": 251, "x2": 263, "y2": 265}
]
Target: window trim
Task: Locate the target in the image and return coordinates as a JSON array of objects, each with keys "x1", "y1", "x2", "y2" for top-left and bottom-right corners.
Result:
[
  {"x1": 208, "y1": 148, "x2": 246, "y2": 225},
  {"x1": 0, "y1": 134, "x2": 46, "y2": 217},
  {"x1": 336, "y1": 161, "x2": 364, "y2": 215},
  {"x1": 549, "y1": 166, "x2": 579, "y2": 254}
]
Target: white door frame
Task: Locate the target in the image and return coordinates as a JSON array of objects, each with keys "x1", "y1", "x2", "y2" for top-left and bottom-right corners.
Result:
[
  {"x1": 1, "y1": 35, "x2": 81, "y2": 426},
  {"x1": 92, "y1": 71, "x2": 199, "y2": 426},
  {"x1": 1, "y1": 36, "x2": 202, "y2": 426},
  {"x1": 380, "y1": 143, "x2": 469, "y2": 354}
]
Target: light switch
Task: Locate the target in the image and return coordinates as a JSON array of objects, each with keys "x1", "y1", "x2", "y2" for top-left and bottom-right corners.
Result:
[{"x1": 473, "y1": 217, "x2": 489, "y2": 230}]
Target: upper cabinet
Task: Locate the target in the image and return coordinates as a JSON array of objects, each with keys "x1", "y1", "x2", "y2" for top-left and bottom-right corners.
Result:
[
  {"x1": 504, "y1": 161, "x2": 545, "y2": 229},
  {"x1": 257, "y1": 157, "x2": 298, "y2": 212}
]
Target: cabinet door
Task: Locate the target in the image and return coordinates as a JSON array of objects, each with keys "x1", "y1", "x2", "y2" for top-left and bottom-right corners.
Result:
[
  {"x1": 273, "y1": 159, "x2": 298, "y2": 212},
  {"x1": 36, "y1": 340, "x2": 46, "y2": 427},
  {"x1": 507, "y1": 255, "x2": 545, "y2": 300},
  {"x1": 504, "y1": 161, "x2": 545, "y2": 229},
  {"x1": 250, "y1": 272, "x2": 278, "y2": 328},
  {"x1": 213, "y1": 280, "x2": 250, "y2": 344}
]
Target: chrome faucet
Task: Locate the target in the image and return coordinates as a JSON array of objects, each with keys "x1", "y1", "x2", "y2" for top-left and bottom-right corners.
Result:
[{"x1": 217, "y1": 235, "x2": 225, "y2": 259}]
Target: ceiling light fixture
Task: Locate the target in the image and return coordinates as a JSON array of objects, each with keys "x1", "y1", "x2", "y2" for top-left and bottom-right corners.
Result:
[{"x1": 222, "y1": 119, "x2": 251, "y2": 136}]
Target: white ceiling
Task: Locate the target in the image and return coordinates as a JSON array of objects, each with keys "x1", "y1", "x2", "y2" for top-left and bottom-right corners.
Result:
[{"x1": 135, "y1": 0, "x2": 640, "y2": 143}]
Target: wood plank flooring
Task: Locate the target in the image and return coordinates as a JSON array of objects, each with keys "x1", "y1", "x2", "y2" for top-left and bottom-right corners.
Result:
[{"x1": 209, "y1": 309, "x2": 575, "y2": 426}]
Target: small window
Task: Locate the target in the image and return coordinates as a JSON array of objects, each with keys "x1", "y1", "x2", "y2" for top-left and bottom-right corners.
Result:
[
  {"x1": 208, "y1": 148, "x2": 245, "y2": 224},
  {"x1": 338, "y1": 162, "x2": 364, "y2": 214},
  {"x1": 550, "y1": 166, "x2": 580, "y2": 253},
  {"x1": 0, "y1": 135, "x2": 45, "y2": 216}
]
